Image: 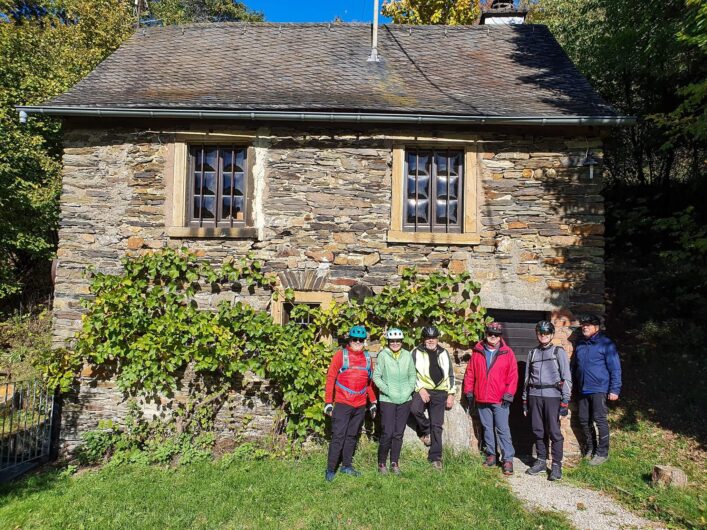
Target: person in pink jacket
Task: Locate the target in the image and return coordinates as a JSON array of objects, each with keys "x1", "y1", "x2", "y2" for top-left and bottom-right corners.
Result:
[{"x1": 463, "y1": 322, "x2": 518, "y2": 475}]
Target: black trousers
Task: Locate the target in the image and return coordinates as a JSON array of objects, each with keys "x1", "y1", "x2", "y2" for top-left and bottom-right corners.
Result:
[
  {"x1": 529, "y1": 395, "x2": 564, "y2": 463},
  {"x1": 327, "y1": 403, "x2": 366, "y2": 471},
  {"x1": 411, "y1": 390, "x2": 447, "y2": 462},
  {"x1": 378, "y1": 400, "x2": 412, "y2": 465},
  {"x1": 577, "y1": 392, "x2": 609, "y2": 457}
]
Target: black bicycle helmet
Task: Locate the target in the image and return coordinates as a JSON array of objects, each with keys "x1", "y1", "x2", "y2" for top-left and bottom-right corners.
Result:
[
  {"x1": 421, "y1": 326, "x2": 440, "y2": 339},
  {"x1": 535, "y1": 321, "x2": 555, "y2": 335}
]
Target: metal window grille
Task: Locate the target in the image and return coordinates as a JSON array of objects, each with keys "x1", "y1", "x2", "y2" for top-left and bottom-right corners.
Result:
[
  {"x1": 283, "y1": 302, "x2": 320, "y2": 328},
  {"x1": 189, "y1": 145, "x2": 248, "y2": 227},
  {"x1": 403, "y1": 149, "x2": 463, "y2": 233},
  {"x1": 0, "y1": 380, "x2": 54, "y2": 479}
]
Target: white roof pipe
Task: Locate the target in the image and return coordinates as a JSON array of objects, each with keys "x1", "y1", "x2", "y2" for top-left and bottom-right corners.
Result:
[
  {"x1": 367, "y1": 0, "x2": 380, "y2": 63},
  {"x1": 16, "y1": 106, "x2": 637, "y2": 126}
]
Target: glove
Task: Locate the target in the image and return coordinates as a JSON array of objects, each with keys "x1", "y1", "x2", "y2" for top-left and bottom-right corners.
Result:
[
  {"x1": 559, "y1": 401, "x2": 569, "y2": 418},
  {"x1": 501, "y1": 393, "x2": 514, "y2": 409},
  {"x1": 465, "y1": 393, "x2": 475, "y2": 407},
  {"x1": 523, "y1": 400, "x2": 528, "y2": 417},
  {"x1": 324, "y1": 403, "x2": 333, "y2": 416},
  {"x1": 369, "y1": 403, "x2": 377, "y2": 419}
]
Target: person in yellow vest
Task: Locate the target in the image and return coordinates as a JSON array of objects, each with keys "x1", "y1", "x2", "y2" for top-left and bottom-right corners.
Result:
[{"x1": 410, "y1": 326, "x2": 456, "y2": 470}]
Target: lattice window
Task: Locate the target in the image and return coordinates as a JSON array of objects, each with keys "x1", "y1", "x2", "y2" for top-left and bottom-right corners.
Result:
[
  {"x1": 404, "y1": 149, "x2": 463, "y2": 233},
  {"x1": 189, "y1": 145, "x2": 248, "y2": 228}
]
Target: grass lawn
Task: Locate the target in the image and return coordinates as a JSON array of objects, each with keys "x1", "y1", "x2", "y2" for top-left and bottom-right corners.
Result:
[
  {"x1": 0, "y1": 443, "x2": 569, "y2": 530},
  {"x1": 566, "y1": 408, "x2": 706, "y2": 529}
]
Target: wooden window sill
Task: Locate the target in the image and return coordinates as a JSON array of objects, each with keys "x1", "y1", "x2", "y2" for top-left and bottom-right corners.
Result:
[
  {"x1": 387, "y1": 230, "x2": 480, "y2": 245},
  {"x1": 166, "y1": 227, "x2": 258, "y2": 239}
]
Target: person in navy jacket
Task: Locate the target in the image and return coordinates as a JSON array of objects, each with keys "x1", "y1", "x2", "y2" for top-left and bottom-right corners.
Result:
[{"x1": 571, "y1": 314, "x2": 622, "y2": 466}]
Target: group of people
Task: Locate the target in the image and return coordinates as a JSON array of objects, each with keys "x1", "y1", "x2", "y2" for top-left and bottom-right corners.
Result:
[{"x1": 324, "y1": 314, "x2": 622, "y2": 483}]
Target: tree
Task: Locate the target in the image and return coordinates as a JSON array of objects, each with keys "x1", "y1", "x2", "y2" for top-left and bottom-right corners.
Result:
[
  {"x1": 0, "y1": 0, "x2": 263, "y2": 303},
  {"x1": 529, "y1": 0, "x2": 706, "y2": 185},
  {"x1": 142, "y1": 0, "x2": 263, "y2": 25},
  {"x1": 382, "y1": 0, "x2": 480, "y2": 25},
  {"x1": 0, "y1": 1, "x2": 135, "y2": 302}
]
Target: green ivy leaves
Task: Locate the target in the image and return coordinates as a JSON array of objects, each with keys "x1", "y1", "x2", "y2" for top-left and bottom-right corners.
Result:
[{"x1": 62, "y1": 249, "x2": 487, "y2": 440}]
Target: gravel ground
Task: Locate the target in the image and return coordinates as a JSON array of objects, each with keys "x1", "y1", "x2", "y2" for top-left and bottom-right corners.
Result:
[{"x1": 507, "y1": 458, "x2": 666, "y2": 530}]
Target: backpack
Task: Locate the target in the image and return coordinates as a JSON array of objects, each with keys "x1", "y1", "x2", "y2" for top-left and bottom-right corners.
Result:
[
  {"x1": 525, "y1": 346, "x2": 565, "y2": 390},
  {"x1": 335, "y1": 348, "x2": 372, "y2": 395}
]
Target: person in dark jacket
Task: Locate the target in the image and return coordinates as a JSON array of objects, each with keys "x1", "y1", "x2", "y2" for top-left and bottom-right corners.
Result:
[
  {"x1": 571, "y1": 314, "x2": 622, "y2": 466},
  {"x1": 522, "y1": 321, "x2": 572, "y2": 481},
  {"x1": 323, "y1": 325, "x2": 378, "y2": 481},
  {"x1": 463, "y1": 322, "x2": 518, "y2": 476}
]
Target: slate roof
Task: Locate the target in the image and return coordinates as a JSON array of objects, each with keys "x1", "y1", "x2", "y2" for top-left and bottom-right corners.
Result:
[{"x1": 39, "y1": 22, "x2": 616, "y2": 118}]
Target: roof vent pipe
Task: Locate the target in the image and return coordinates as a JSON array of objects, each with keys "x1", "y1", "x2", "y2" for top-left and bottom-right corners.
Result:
[{"x1": 367, "y1": 0, "x2": 380, "y2": 62}]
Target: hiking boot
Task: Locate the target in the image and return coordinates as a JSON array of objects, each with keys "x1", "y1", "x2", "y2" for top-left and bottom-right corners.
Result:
[
  {"x1": 378, "y1": 463, "x2": 389, "y2": 475},
  {"x1": 325, "y1": 469, "x2": 336, "y2": 482},
  {"x1": 340, "y1": 466, "x2": 361, "y2": 477},
  {"x1": 483, "y1": 454, "x2": 497, "y2": 467},
  {"x1": 502, "y1": 461, "x2": 514, "y2": 476},
  {"x1": 430, "y1": 460, "x2": 443, "y2": 471},
  {"x1": 548, "y1": 463, "x2": 562, "y2": 481},
  {"x1": 525, "y1": 459, "x2": 547, "y2": 476},
  {"x1": 588, "y1": 455, "x2": 608, "y2": 466},
  {"x1": 582, "y1": 446, "x2": 595, "y2": 460},
  {"x1": 390, "y1": 462, "x2": 401, "y2": 475},
  {"x1": 420, "y1": 434, "x2": 431, "y2": 447}
]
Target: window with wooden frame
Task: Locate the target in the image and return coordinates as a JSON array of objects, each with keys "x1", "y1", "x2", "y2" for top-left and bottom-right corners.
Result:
[
  {"x1": 271, "y1": 291, "x2": 334, "y2": 327},
  {"x1": 167, "y1": 141, "x2": 256, "y2": 239},
  {"x1": 388, "y1": 145, "x2": 480, "y2": 245},
  {"x1": 189, "y1": 145, "x2": 248, "y2": 228}
]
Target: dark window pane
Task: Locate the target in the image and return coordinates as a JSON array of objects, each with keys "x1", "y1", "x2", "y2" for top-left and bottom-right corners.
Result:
[
  {"x1": 408, "y1": 152, "x2": 431, "y2": 176},
  {"x1": 223, "y1": 149, "x2": 234, "y2": 173},
  {"x1": 194, "y1": 196, "x2": 201, "y2": 219},
  {"x1": 408, "y1": 199, "x2": 429, "y2": 224},
  {"x1": 194, "y1": 148, "x2": 204, "y2": 171},
  {"x1": 223, "y1": 173, "x2": 233, "y2": 196},
  {"x1": 222, "y1": 196, "x2": 232, "y2": 219},
  {"x1": 436, "y1": 175, "x2": 459, "y2": 200},
  {"x1": 436, "y1": 199, "x2": 458, "y2": 225},
  {"x1": 233, "y1": 196, "x2": 244, "y2": 220},
  {"x1": 235, "y1": 148, "x2": 246, "y2": 173},
  {"x1": 448, "y1": 152, "x2": 461, "y2": 176},
  {"x1": 193, "y1": 172, "x2": 202, "y2": 195},
  {"x1": 435, "y1": 152, "x2": 448, "y2": 175},
  {"x1": 203, "y1": 148, "x2": 217, "y2": 172},
  {"x1": 233, "y1": 172, "x2": 245, "y2": 196},
  {"x1": 202, "y1": 172, "x2": 217, "y2": 195},
  {"x1": 418, "y1": 175, "x2": 430, "y2": 199},
  {"x1": 201, "y1": 196, "x2": 215, "y2": 219}
]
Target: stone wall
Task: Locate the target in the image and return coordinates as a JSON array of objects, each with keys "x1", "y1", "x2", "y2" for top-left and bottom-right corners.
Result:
[{"x1": 53, "y1": 123, "x2": 603, "y2": 454}]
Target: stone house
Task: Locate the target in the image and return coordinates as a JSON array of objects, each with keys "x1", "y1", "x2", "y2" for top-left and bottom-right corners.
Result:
[{"x1": 19, "y1": 22, "x2": 631, "y2": 454}]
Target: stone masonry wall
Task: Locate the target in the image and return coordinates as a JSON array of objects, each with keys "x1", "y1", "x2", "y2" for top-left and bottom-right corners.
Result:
[{"x1": 54, "y1": 124, "x2": 604, "y2": 455}]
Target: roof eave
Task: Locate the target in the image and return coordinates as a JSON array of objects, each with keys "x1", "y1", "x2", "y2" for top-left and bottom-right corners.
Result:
[{"x1": 16, "y1": 106, "x2": 637, "y2": 127}]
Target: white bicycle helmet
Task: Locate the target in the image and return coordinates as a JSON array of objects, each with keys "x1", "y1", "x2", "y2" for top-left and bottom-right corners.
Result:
[{"x1": 385, "y1": 328, "x2": 405, "y2": 340}]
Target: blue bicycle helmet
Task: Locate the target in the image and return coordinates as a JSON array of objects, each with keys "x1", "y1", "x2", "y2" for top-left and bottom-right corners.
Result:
[{"x1": 349, "y1": 325, "x2": 368, "y2": 339}]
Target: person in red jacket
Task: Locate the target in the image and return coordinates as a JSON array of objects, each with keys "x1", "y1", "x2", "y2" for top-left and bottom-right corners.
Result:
[
  {"x1": 324, "y1": 325, "x2": 377, "y2": 481},
  {"x1": 463, "y1": 322, "x2": 518, "y2": 475}
]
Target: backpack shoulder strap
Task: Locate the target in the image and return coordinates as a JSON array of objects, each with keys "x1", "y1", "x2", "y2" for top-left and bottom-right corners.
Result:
[
  {"x1": 552, "y1": 346, "x2": 562, "y2": 379},
  {"x1": 364, "y1": 350, "x2": 371, "y2": 375},
  {"x1": 340, "y1": 348, "x2": 349, "y2": 373}
]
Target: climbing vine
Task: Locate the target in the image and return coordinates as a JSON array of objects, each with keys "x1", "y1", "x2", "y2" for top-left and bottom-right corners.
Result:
[{"x1": 44, "y1": 249, "x2": 487, "y2": 439}]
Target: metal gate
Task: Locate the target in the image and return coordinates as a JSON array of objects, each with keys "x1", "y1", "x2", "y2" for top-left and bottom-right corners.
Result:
[{"x1": 0, "y1": 380, "x2": 54, "y2": 479}]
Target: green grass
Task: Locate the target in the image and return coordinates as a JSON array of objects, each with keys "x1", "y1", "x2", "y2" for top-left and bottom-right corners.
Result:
[
  {"x1": 566, "y1": 409, "x2": 706, "y2": 529},
  {"x1": 0, "y1": 443, "x2": 569, "y2": 530}
]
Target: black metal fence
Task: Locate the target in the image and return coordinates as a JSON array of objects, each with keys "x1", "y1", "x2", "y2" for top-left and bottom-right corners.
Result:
[{"x1": 0, "y1": 380, "x2": 54, "y2": 477}]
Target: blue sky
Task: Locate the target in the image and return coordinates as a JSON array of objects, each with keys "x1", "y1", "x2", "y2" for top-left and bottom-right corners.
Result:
[{"x1": 247, "y1": 1, "x2": 392, "y2": 23}]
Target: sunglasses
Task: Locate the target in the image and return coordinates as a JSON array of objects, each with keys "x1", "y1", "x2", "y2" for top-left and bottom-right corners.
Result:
[
  {"x1": 486, "y1": 332, "x2": 502, "y2": 338},
  {"x1": 388, "y1": 339, "x2": 402, "y2": 344},
  {"x1": 350, "y1": 338, "x2": 365, "y2": 343}
]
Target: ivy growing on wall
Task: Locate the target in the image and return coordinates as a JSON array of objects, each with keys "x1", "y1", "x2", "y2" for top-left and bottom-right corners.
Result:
[{"x1": 44, "y1": 249, "x2": 487, "y2": 439}]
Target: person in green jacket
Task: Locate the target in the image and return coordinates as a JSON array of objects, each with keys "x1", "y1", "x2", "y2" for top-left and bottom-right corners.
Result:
[{"x1": 373, "y1": 328, "x2": 416, "y2": 474}]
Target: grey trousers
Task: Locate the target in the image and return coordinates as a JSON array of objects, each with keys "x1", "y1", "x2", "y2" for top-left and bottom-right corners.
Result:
[{"x1": 477, "y1": 403, "x2": 515, "y2": 462}]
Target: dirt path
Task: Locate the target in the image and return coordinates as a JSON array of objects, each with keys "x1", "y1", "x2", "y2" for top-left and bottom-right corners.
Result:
[{"x1": 508, "y1": 458, "x2": 666, "y2": 530}]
